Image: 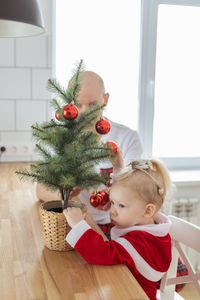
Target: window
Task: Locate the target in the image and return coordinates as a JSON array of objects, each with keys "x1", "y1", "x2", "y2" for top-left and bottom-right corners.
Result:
[
  {"x1": 56, "y1": 0, "x2": 141, "y2": 130},
  {"x1": 139, "y1": 0, "x2": 200, "y2": 170},
  {"x1": 56, "y1": 0, "x2": 200, "y2": 171}
]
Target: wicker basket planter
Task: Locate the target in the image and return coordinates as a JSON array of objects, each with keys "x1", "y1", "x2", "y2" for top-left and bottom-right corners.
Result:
[{"x1": 39, "y1": 200, "x2": 87, "y2": 251}]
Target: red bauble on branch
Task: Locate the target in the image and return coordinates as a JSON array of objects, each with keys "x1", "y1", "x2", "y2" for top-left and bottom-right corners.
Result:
[
  {"x1": 89, "y1": 191, "x2": 110, "y2": 207},
  {"x1": 55, "y1": 110, "x2": 61, "y2": 121},
  {"x1": 95, "y1": 118, "x2": 111, "y2": 135},
  {"x1": 106, "y1": 141, "x2": 117, "y2": 153},
  {"x1": 62, "y1": 104, "x2": 78, "y2": 120},
  {"x1": 89, "y1": 193, "x2": 102, "y2": 207},
  {"x1": 99, "y1": 191, "x2": 109, "y2": 206}
]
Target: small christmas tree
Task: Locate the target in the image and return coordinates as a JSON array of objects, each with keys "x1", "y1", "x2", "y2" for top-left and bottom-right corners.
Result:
[{"x1": 16, "y1": 60, "x2": 113, "y2": 210}]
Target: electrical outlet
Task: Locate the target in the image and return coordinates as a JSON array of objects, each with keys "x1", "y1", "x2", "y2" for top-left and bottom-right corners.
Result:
[
  {"x1": 1, "y1": 144, "x2": 34, "y2": 156},
  {"x1": 22, "y1": 146, "x2": 29, "y2": 153},
  {"x1": 20, "y1": 145, "x2": 33, "y2": 155},
  {"x1": 0, "y1": 143, "x2": 35, "y2": 162},
  {"x1": 9, "y1": 146, "x2": 17, "y2": 154}
]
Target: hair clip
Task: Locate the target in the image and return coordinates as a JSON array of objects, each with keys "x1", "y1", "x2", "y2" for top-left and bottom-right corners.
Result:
[
  {"x1": 158, "y1": 186, "x2": 164, "y2": 196},
  {"x1": 129, "y1": 160, "x2": 164, "y2": 197},
  {"x1": 130, "y1": 160, "x2": 152, "y2": 171}
]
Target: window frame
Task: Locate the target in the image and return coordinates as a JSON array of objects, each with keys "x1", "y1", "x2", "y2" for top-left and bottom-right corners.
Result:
[{"x1": 138, "y1": 0, "x2": 200, "y2": 170}]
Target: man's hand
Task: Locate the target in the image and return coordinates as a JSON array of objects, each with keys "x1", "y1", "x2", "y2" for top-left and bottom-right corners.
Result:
[
  {"x1": 110, "y1": 146, "x2": 124, "y2": 172},
  {"x1": 63, "y1": 207, "x2": 85, "y2": 228}
]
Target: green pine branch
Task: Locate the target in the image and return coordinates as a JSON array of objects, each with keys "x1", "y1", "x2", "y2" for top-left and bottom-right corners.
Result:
[
  {"x1": 42, "y1": 119, "x2": 58, "y2": 129},
  {"x1": 16, "y1": 170, "x2": 62, "y2": 190},
  {"x1": 71, "y1": 59, "x2": 84, "y2": 103},
  {"x1": 81, "y1": 153, "x2": 112, "y2": 165},
  {"x1": 47, "y1": 79, "x2": 68, "y2": 102},
  {"x1": 65, "y1": 60, "x2": 84, "y2": 105},
  {"x1": 31, "y1": 124, "x2": 45, "y2": 133},
  {"x1": 35, "y1": 144, "x2": 51, "y2": 158},
  {"x1": 50, "y1": 98, "x2": 62, "y2": 111}
]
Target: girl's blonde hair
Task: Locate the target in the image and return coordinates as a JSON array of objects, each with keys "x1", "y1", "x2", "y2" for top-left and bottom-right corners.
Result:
[{"x1": 112, "y1": 159, "x2": 172, "y2": 210}]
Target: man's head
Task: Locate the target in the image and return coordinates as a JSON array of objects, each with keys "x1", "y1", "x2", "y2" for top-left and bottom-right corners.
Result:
[{"x1": 70, "y1": 71, "x2": 109, "y2": 114}]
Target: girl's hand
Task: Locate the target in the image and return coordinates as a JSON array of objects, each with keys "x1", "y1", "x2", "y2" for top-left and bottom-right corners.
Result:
[
  {"x1": 110, "y1": 147, "x2": 124, "y2": 172},
  {"x1": 63, "y1": 207, "x2": 85, "y2": 228}
]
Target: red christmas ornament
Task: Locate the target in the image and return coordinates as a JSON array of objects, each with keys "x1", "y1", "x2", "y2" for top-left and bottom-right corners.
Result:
[
  {"x1": 89, "y1": 191, "x2": 110, "y2": 207},
  {"x1": 95, "y1": 118, "x2": 111, "y2": 135},
  {"x1": 98, "y1": 191, "x2": 109, "y2": 206},
  {"x1": 55, "y1": 110, "x2": 61, "y2": 121},
  {"x1": 62, "y1": 104, "x2": 78, "y2": 120},
  {"x1": 89, "y1": 193, "x2": 102, "y2": 207},
  {"x1": 106, "y1": 141, "x2": 117, "y2": 153}
]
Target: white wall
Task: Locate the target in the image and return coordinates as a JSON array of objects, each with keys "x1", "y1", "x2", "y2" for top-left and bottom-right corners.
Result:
[{"x1": 0, "y1": 0, "x2": 53, "y2": 161}]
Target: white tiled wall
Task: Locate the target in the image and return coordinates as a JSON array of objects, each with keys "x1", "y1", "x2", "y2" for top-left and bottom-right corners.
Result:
[
  {"x1": 0, "y1": 39, "x2": 15, "y2": 66},
  {"x1": 0, "y1": 68, "x2": 31, "y2": 99},
  {"x1": 16, "y1": 36, "x2": 48, "y2": 68},
  {"x1": 0, "y1": 0, "x2": 53, "y2": 161},
  {"x1": 32, "y1": 69, "x2": 52, "y2": 99}
]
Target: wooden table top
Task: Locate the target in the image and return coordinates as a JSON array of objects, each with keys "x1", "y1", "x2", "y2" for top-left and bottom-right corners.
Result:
[{"x1": 0, "y1": 162, "x2": 149, "y2": 300}]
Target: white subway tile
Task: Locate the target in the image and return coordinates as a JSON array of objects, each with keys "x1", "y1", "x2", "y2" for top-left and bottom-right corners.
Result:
[
  {"x1": 48, "y1": 35, "x2": 53, "y2": 68},
  {"x1": 32, "y1": 69, "x2": 52, "y2": 99},
  {"x1": 0, "y1": 100, "x2": 15, "y2": 130},
  {"x1": 0, "y1": 69, "x2": 31, "y2": 99},
  {"x1": 0, "y1": 38, "x2": 15, "y2": 66},
  {"x1": 16, "y1": 36, "x2": 47, "y2": 67},
  {"x1": 16, "y1": 100, "x2": 47, "y2": 130},
  {"x1": 1, "y1": 131, "x2": 32, "y2": 143},
  {"x1": 39, "y1": 0, "x2": 52, "y2": 35}
]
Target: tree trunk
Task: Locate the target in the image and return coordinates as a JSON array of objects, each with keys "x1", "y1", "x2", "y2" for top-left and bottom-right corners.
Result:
[{"x1": 61, "y1": 189, "x2": 71, "y2": 210}]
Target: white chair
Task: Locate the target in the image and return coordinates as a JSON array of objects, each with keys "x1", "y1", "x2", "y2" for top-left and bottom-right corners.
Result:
[
  {"x1": 157, "y1": 215, "x2": 200, "y2": 300},
  {"x1": 161, "y1": 184, "x2": 177, "y2": 215}
]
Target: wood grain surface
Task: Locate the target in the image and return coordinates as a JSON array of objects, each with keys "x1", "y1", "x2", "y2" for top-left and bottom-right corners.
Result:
[{"x1": 0, "y1": 162, "x2": 149, "y2": 300}]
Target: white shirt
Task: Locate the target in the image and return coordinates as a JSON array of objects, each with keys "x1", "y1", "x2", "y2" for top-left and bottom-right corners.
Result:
[{"x1": 79, "y1": 119, "x2": 143, "y2": 224}]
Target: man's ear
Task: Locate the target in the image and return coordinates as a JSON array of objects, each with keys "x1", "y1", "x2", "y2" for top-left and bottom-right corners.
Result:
[
  {"x1": 104, "y1": 93, "x2": 109, "y2": 105},
  {"x1": 144, "y1": 203, "x2": 156, "y2": 218}
]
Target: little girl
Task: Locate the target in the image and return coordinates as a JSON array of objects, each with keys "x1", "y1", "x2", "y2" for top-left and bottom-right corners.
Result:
[{"x1": 63, "y1": 159, "x2": 172, "y2": 300}]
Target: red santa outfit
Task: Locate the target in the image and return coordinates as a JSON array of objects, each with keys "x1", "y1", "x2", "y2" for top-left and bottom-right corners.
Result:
[{"x1": 66, "y1": 212, "x2": 172, "y2": 300}]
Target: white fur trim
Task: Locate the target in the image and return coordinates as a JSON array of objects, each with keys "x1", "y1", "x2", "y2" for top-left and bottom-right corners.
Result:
[
  {"x1": 66, "y1": 220, "x2": 91, "y2": 248},
  {"x1": 116, "y1": 237, "x2": 165, "y2": 282},
  {"x1": 111, "y1": 212, "x2": 171, "y2": 240}
]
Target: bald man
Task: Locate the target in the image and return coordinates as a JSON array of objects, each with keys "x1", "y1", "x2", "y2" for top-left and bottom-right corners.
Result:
[{"x1": 36, "y1": 71, "x2": 142, "y2": 232}]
